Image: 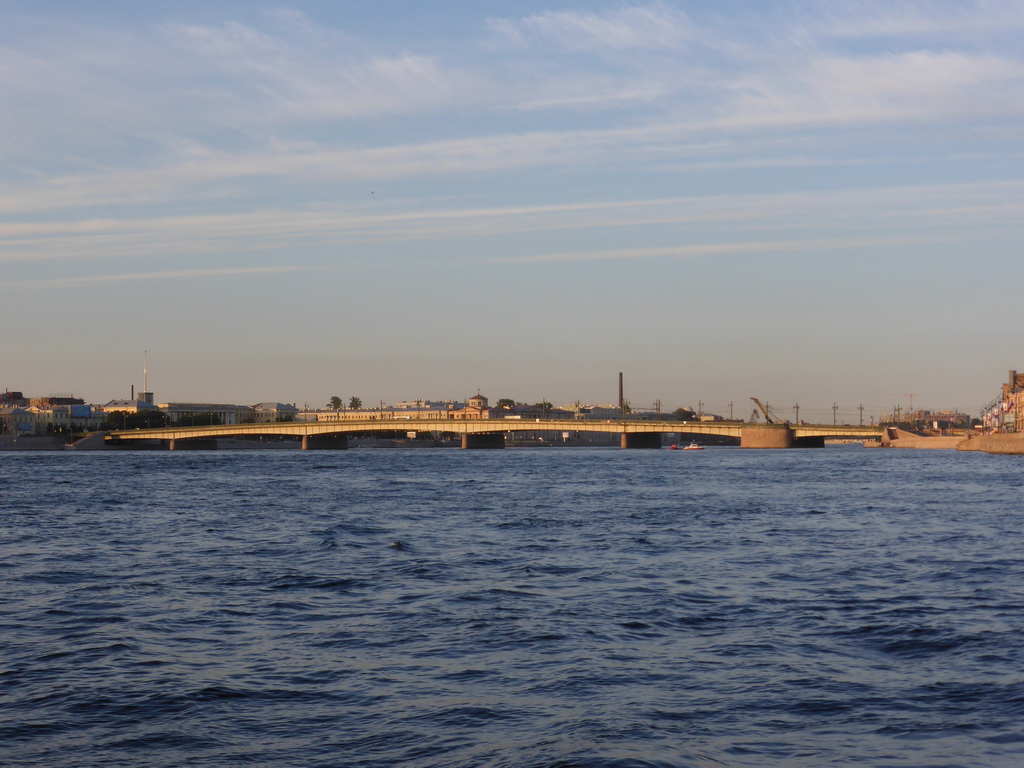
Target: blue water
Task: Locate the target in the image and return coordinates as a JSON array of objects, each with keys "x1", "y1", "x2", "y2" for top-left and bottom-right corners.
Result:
[{"x1": 2, "y1": 446, "x2": 1023, "y2": 767}]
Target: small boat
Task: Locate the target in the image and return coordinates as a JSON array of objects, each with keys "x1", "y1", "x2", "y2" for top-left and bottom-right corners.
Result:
[{"x1": 682, "y1": 441, "x2": 704, "y2": 450}]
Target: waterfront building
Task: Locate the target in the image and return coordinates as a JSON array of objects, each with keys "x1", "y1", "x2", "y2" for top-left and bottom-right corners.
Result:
[
  {"x1": 250, "y1": 402, "x2": 299, "y2": 422},
  {"x1": 0, "y1": 406, "x2": 36, "y2": 436},
  {"x1": 561, "y1": 403, "x2": 620, "y2": 419},
  {"x1": 999, "y1": 370, "x2": 1024, "y2": 432},
  {"x1": 30, "y1": 395, "x2": 85, "y2": 408},
  {"x1": 157, "y1": 403, "x2": 254, "y2": 425},
  {"x1": 303, "y1": 408, "x2": 378, "y2": 422},
  {"x1": 101, "y1": 399, "x2": 161, "y2": 415},
  {"x1": 0, "y1": 402, "x2": 102, "y2": 436},
  {"x1": 450, "y1": 394, "x2": 491, "y2": 419},
  {"x1": 0, "y1": 390, "x2": 29, "y2": 407},
  {"x1": 501, "y1": 402, "x2": 573, "y2": 420}
]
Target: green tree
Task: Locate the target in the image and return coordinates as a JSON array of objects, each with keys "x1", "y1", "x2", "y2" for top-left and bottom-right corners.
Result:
[
  {"x1": 103, "y1": 410, "x2": 170, "y2": 430},
  {"x1": 673, "y1": 407, "x2": 696, "y2": 420},
  {"x1": 175, "y1": 412, "x2": 221, "y2": 427},
  {"x1": 328, "y1": 395, "x2": 343, "y2": 411},
  {"x1": 496, "y1": 398, "x2": 516, "y2": 409},
  {"x1": 348, "y1": 396, "x2": 362, "y2": 411}
]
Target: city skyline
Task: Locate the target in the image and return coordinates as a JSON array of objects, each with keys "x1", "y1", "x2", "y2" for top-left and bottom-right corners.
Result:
[
  {"x1": 0, "y1": 372, "x2": 979, "y2": 428},
  {"x1": 3, "y1": 1, "x2": 1023, "y2": 412}
]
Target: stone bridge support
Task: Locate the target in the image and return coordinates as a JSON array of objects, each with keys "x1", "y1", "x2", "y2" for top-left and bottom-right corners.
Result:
[
  {"x1": 462, "y1": 432, "x2": 505, "y2": 449},
  {"x1": 621, "y1": 432, "x2": 663, "y2": 449},
  {"x1": 740, "y1": 425, "x2": 794, "y2": 449},
  {"x1": 301, "y1": 434, "x2": 349, "y2": 450},
  {"x1": 794, "y1": 436, "x2": 826, "y2": 448}
]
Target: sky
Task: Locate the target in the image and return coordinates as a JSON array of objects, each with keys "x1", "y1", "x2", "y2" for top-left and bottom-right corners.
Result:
[{"x1": 3, "y1": 0, "x2": 1023, "y2": 422}]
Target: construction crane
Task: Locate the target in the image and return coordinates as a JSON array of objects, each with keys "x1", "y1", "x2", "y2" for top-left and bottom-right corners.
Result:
[{"x1": 750, "y1": 397, "x2": 776, "y2": 424}]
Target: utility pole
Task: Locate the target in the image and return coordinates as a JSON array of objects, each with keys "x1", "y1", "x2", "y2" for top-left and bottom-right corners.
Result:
[
  {"x1": 833, "y1": 403, "x2": 838, "y2": 426},
  {"x1": 858, "y1": 403, "x2": 864, "y2": 426},
  {"x1": 793, "y1": 404, "x2": 800, "y2": 423},
  {"x1": 698, "y1": 400, "x2": 703, "y2": 419},
  {"x1": 618, "y1": 372, "x2": 624, "y2": 419},
  {"x1": 728, "y1": 401, "x2": 733, "y2": 420}
]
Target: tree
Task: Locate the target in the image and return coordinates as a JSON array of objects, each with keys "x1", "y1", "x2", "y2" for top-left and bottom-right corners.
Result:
[
  {"x1": 328, "y1": 395, "x2": 343, "y2": 411},
  {"x1": 348, "y1": 396, "x2": 362, "y2": 411},
  {"x1": 673, "y1": 407, "x2": 696, "y2": 421},
  {"x1": 175, "y1": 412, "x2": 221, "y2": 427},
  {"x1": 496, "y1": 398, "x2": 516, "y2": 410},
  {"x1": 102, "y1": 410, "x2": 170, "y2": 430}
]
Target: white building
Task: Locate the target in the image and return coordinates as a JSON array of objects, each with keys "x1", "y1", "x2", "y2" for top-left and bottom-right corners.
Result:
[{"x1": 158, "y1": 403, "x2": 254, "y2": 425}]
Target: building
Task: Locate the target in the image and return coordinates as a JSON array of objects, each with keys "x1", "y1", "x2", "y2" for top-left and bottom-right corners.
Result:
[
  {"x1": 157, "y1": 403, "x2": 254, "y2": 425},
  {"x1": 1, "y1": 390, "x2": 29, "y2": 407},
  {"x1": 0, "y1": 402, "x2": 102, "y2": 436},
  {"x1": 997, "y1": 370, "x2": 1024, "y2": 432},
  {"x1": 501, "y1": 402, "x2": 573, "y2": 420},
  {"x1": 31, "y1": 395, "x2": 85, "y2": 408},
  {"x1": 390, "y1": 399, "x2": 463, "y2": 418},
  {"x1": 250, "y1": 402, "x2": 300, "y2": 422},
  {"x1": 0, "y1": 406, "x2": 36, "y2": 436},
  {"x1": 451, "y1": 394, "x2": 491, "y2": 419},
  {"x1": 101, "y1": 399, "x2": 162, "y2": 415}
]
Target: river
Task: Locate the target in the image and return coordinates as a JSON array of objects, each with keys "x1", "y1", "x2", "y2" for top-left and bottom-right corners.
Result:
[{"x1": 2, "y1": 446, "x2": 1022, "y2": 767}]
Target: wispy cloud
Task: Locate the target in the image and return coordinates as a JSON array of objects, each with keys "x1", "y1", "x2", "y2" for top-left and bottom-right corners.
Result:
[
  {"x1": 0, "y1": 264, "x2": 340, "y2": 291},
  {"x1": 485, "y1": 2, "x2": 693, "y2": 52},
  {"x1": 493, "y1": 233, "x2": 967, "y2": 265},
  {"x1": 724, "y1": 51, "x2": 1024, "y2": 128},
  {"x1": 813, "y1": 0, "x2": 1024, "y2": 41},
  {"x1": 4, "y1": 180, "x2": 1021, "y2": 273},
  {"x1": 166, "y1": 19, "x2": 474, "y2": 122},
  {"x1": 3, "y1": 5, "x2": 1022, "y2": 276}
]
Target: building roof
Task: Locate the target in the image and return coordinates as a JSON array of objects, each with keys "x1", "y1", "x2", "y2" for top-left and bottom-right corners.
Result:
[{"x1": 103, "y1": 399, "x2": 160, "y2": 411}]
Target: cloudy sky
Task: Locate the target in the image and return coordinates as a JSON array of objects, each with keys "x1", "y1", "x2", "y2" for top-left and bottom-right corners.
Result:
[{"x1": 3, "y1": 0, "x2": 1023, "y2": 420}]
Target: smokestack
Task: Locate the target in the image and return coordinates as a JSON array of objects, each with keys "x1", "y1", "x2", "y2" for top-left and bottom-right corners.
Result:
[
  {"x1": 618, "y1": 372, "x2": 624, "y2": 414},
  {"x1": 1011, "y1": 370, "x2": 1018, "y2": 387}
]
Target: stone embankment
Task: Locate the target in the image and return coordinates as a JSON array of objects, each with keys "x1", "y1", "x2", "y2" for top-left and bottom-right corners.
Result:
[
  {"x1": 956, "y1": 433, "x2": 1024, "y2": 454},
  {"x1": 877, "y1": 427, "x2": 1024, "y2": 455},
  {"x1": 0, "y1": 435, "x2": 71, "y2": 450}
]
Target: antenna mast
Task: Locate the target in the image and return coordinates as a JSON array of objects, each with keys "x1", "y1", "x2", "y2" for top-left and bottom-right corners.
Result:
[{"x1": 140, "y1": 351, "x2": 154, "y2": 405}]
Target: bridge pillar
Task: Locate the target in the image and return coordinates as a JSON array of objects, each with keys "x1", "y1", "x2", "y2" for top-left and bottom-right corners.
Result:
[
  {"x1": 794, "y1": 436, "x2": 826, "y2": 448},
  {"x1": 168, "y1": 438, "x2": 217, "y2": 451},
  {"x1": 621, "y1": 432, "x2": 663, "y2": 449},
  {"x1": 740, "y1": 425, "x2": 794, "y2": 449},
  {"x1": 462, "y1": 433, "x2": 505, "y2": 449},
  {"x1": 302, "y1": 435, "x2": 349, "y2": 450}
]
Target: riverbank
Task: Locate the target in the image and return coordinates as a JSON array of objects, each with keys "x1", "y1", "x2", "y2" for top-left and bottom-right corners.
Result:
[
  {"x1": 878, "y1": 428, "x2": 1024, "y2": 454},
  {"x1": 0, "y1": 436, "x2": 71, "y2": 451}
]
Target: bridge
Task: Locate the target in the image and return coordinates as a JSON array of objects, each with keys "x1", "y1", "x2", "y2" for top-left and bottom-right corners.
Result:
[{"x1": 104, "y1": 418, "x2": 884, "y2": 450}]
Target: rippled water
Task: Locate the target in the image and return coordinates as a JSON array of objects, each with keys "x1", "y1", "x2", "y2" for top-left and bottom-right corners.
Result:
[{"x1": 2, "y1": 446, "x2": 1023, "y2": 767}]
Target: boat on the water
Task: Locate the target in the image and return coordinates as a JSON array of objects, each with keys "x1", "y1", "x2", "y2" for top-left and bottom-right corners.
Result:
[{"x1": 683, "y1": 441, "x2": 704, "y2": 450}]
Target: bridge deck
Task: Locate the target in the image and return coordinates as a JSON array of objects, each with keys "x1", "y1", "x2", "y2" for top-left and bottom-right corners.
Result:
[{"x1": 107, "y1": 418, "x2": 883, "y2": 443}]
